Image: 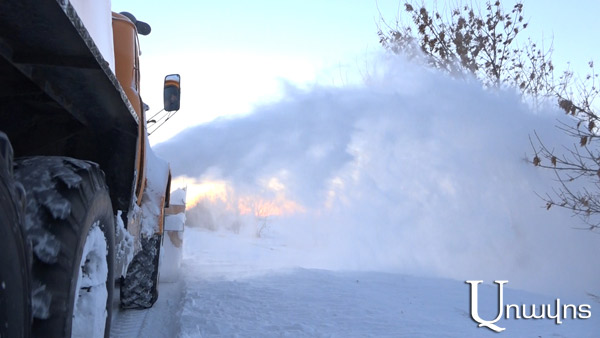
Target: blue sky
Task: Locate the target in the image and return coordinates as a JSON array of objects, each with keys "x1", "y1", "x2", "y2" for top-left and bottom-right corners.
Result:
[{"x1": 110, "y1": 0, "x2": 600, "y2": 144}]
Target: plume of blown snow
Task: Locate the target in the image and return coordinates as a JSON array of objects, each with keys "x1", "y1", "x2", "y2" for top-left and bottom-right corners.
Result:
[{"x1": 156, "y1": 54, "x2": 599, "y2": 296}]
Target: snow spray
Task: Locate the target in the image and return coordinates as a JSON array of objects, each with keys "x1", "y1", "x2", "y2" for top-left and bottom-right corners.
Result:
[{"x1": 156, "y1": 54, "x2": 600, "y2": 295}]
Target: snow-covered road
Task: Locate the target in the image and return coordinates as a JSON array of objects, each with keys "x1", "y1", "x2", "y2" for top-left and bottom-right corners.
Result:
[
  {"x1": 110, "y1": 280, "x2": 184, "y2": 337},
  {"x1": 145, "y1": 54, "x2": 600, "y2": 337},
  {"x1": 112, "y1": 227, "x2": 599, "y2": 337}
]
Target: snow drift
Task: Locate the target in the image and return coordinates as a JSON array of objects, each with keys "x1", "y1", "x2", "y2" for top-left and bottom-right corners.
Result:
[{"x1": 155, "y1": 54, "x2": 600, "y2": 296}]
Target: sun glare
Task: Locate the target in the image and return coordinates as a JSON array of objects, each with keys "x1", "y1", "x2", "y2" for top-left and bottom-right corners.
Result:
[{"x1": 172, "y1": 175, "x2": 304, "y2": 218}]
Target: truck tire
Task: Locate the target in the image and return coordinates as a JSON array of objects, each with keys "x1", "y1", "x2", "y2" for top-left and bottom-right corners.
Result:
[
  {"x1": 0, "y1": 133, "x2": 31, "y2": 338},
  {"x1": 120, "y1": 233, "x2": 162, "y2": 309},
  {"x1": 14, "y1": 157, "x2": 115, "y2": 338}
]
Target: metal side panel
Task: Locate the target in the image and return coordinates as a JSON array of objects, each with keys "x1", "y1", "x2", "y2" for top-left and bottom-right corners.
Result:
[
  {"x1": 0, "y1": 0, "x2": 139, "y2": 129},
  {"x1": 0, "y1": 0, "x2": 140, "y2": 212}
]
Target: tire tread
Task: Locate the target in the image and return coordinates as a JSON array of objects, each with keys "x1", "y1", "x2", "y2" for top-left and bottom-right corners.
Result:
[{"x1": 14, "y1": 156, "x2": 115, "y2": 338}]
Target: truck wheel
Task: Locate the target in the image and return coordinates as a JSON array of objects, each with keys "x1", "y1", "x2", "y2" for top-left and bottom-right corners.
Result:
[
  {"x1": 0, "y1": 133, "x2": 31, "y2": 338},
  {"x1": 120, "y1": 233, "x2": 162, "y2": 309},
  {"x1": 14, "y1": 157, "x2": 115, "y2": 338}
]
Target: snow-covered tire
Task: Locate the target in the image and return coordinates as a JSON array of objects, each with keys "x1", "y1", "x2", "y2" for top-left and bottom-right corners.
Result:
[
  {"x1": 120, "y1": 233, "x2": 162, "y2": 309},
  {"x1": 0, "y1": 133, "x2": 31, "y2": 338},
  {"x1": 14, "y1": 157, "x2": 115, "y2": 338}
]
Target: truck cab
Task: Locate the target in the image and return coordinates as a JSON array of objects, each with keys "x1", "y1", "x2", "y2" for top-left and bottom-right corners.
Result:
[{"x1": 0, "y1": 1, "x2": 184, "y2": 336}]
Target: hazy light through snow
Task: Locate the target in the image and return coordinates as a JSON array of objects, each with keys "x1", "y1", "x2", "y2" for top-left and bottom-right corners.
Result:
[{"x1": 157, "y1": 55, "x2": 600, "y2": 296}]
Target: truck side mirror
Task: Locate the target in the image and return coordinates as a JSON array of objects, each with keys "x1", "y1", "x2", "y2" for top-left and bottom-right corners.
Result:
[{"x1": 163, "y1": 74, "x2": 181, "y2": 112}]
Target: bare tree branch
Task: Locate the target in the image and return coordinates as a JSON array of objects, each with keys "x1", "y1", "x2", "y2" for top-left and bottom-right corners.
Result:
[{"x1": 379, "y1": 0, "x2": 599, "y2": 231}]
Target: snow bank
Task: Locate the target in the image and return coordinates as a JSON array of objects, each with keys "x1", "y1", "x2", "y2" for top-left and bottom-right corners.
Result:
[{"x1": 156, "y1": 54, "x2": 600, "y2": 296}]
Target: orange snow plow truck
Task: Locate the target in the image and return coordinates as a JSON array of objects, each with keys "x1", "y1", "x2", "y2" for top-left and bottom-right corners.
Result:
[{"x1": 0, "y1": 0, "x2": 185, "y2": 337}]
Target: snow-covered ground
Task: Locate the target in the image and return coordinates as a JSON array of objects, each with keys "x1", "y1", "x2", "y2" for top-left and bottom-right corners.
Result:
[
  {"x1": 113, "y1": 227, "x2": 598, "y2": 337},
  {"x1": 111, "y1": 280, "x2": 184, "y2": 337}
]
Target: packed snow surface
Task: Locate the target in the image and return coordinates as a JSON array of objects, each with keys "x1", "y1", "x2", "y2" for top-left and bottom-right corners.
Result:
[
  {"x1": 175, "y1": 228, "x2": 598, "y2": 337},
  {"x1": 114, "y1": 227, "x2": 600, "y2": 337}
]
